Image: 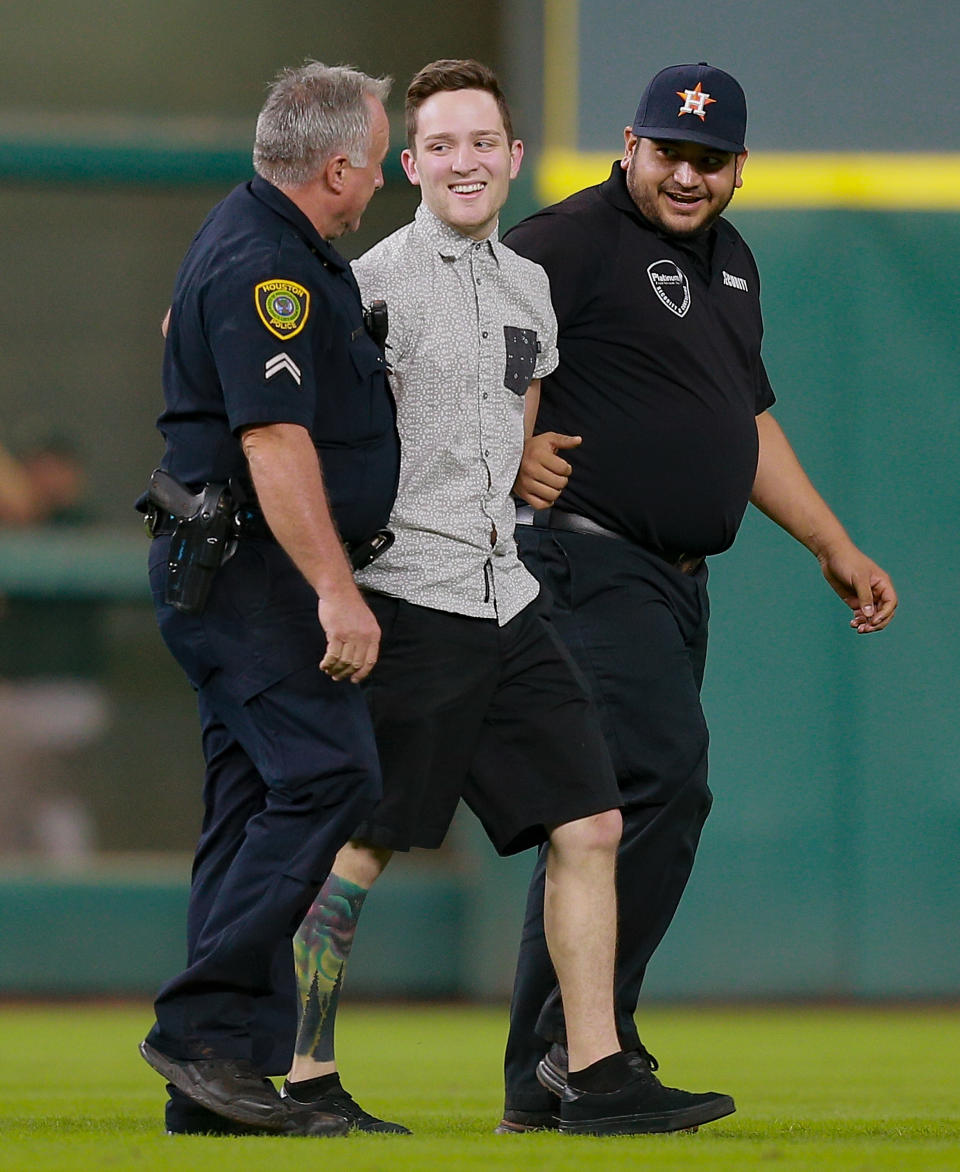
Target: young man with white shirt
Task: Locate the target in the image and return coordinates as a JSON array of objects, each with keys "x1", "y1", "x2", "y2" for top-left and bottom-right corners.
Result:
[{"x1": 281, "y1": 59, "x2": 734, "y2": 1139}]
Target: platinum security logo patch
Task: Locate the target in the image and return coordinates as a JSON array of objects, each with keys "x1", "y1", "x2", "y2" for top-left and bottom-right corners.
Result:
[{"x1": 647, "y1": 260, "x2": 691, "y2": 318}]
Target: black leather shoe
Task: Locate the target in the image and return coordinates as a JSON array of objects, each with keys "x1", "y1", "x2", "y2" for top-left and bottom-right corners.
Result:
[
  {"x1": 139, "y1": 1040, "x2": 348, "y2": 1136},
  {"x1": 494, "y1": 1108, "x2": 560, "y2": 1134},
  {"x1": 560, "y1": 1063, "x2": 734, "y2": 1135},
  {"x1": 282, "y1": 1076, "x2": 411, "y2": 1134},
  {"x1": 165, "y1": 1084, "x2": 268, "y2": 1135}
]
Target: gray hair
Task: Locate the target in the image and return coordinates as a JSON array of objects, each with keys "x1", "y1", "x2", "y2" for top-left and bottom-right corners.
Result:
[{"x1": 253, "y1": 61, "x2": 391, "y2": 187}]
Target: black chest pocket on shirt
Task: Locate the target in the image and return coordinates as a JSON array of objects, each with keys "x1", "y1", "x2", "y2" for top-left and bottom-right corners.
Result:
[{"x1": 503, "y1": 325, "x2": 538, "y2": 395}]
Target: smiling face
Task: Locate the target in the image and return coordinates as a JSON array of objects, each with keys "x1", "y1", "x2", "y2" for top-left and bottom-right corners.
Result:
[
  {"x1": 621, "y1": 131, "x2": 747, "y2": 237},
  {"x1": 402, "y1": 88, "x2": 522, "y2": 239}
]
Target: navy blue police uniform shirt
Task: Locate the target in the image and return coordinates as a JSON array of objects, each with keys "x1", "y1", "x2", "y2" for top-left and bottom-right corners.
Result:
[
  {"x1": 158, "y1": 174, "x2": 399, "y2": 547},
  {"x1": 503, "y1": 162, "x2": 775, "y2": 559}
]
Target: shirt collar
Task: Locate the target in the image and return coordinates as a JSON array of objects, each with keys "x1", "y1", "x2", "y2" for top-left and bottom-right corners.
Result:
[
  {"x1": 412, "y1": 201, "x2": 501, "y2": 263},
  {"x1": 248, "y1": 174, "x2": 350, "y2": 274}
]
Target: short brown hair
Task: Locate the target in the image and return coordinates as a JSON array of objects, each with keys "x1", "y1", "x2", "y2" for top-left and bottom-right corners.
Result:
[{"x1": 405, "y1": 59, "x2": 514, "y2": 150}]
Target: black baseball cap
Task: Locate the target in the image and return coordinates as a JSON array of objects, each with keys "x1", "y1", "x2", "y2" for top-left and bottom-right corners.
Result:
[{"x1": 631, "y1": 62, "x2": 746, "y2": 153}]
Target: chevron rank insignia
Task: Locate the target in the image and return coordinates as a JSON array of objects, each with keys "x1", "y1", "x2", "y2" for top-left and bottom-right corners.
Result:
[
  {"x1": 265, "y1": 353, "x2": 302, "y2": 385},
  {"x1": 255, "y1": 278, "x2": 309, "y2": 340}
]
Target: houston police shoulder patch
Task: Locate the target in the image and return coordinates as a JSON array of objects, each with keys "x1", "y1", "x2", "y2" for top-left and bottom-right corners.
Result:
[{"x1": 255, "y1": 279, "x2": 310, "y2": 340}]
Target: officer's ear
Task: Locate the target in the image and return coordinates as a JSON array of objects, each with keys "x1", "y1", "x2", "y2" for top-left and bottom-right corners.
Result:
[{"x1": 324, "y1": 152, "x2": 351, "y2": 194}]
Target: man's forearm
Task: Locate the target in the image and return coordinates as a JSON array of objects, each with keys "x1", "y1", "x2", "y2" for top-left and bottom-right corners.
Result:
[
  {"x1": 523, "y1": 380, "x2": 541, "y2": 440},
  {"x1": 240, "y1": 422, "x2": 357, "y2": 600},
  {"x1": 750, "y1": 410, "x2": 852, "y2": 559}
]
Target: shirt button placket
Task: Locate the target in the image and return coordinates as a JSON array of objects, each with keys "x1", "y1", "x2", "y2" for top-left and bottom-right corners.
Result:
[{"x1": 476, "y1": 251, "x2": 494, "y2": 514}]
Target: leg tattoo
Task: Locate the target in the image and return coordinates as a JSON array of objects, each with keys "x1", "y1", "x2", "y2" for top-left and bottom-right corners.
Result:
[{"x1": 293, "y1": 873, "x2": 368, "y2": 1062}]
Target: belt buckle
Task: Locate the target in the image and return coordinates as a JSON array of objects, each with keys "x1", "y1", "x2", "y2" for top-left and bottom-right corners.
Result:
[{"x1": 675, "y1": 553, "x2": 702, "y2": 574}]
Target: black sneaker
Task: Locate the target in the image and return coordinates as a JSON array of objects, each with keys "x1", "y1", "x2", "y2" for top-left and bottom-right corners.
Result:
[
  {"x1": 537, "y1": 1040, "x2": 661, "y2": 1096},
  {"x1": 560, "y1": 1061, "x2": 734, "y2": 1136},
  {"x1": 282, "y1": 1076, "x2": 411, "y2": 1134},
  {"x1": 494, "y1": 1108, "x2": 561, "y2": 1134}
]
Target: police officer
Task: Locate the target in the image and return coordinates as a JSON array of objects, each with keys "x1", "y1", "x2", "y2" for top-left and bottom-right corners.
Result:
[
  {"x1": 137, "y1": 62, "x2": 398, "y2": 1137},
  {"x1": 500, "y1": 63, "x2": 898, "y2": 1126}
]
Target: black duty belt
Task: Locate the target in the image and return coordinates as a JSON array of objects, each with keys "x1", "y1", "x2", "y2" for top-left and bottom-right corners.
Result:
[
  {"x1": 515, "y1": 504, "x2": 704, "y2": 575},
  {"x1": 148, "y1": 508, "x2": 394, "y2": 573},
  {"x1": 149, "y1": 507, "x2": 273, "y2": 541}
]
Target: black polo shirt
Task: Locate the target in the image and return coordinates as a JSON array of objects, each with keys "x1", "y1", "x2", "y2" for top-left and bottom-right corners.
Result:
[
  {"x1": 158, "y1": 175, "x2": 399, "y2": 545},
  {"x1": 503, "y1": 163, "x2": 775, "y2": 558}
]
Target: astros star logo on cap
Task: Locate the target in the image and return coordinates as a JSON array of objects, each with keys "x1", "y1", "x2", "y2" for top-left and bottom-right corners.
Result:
[{"x1": 676, "y1": 82, "x2": 716, "y2": 122}]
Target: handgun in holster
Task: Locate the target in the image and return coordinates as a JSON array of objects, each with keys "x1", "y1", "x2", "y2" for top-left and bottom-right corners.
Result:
[{"x1": 147, "y1": 468, "x2": 237, "y2": 614}]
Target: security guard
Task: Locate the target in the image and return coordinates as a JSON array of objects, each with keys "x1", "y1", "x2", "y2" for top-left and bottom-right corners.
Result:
[
  {"x1": 501, "y1": 62, "x2": 897, "y2": 1127},
  {"x1": 137, "y1": 62, "x2": 398, "y2": 1138}
]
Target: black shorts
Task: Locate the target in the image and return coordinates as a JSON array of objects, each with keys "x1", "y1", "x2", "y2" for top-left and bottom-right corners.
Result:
[{"x1": 353, "y1": 592, "x2": 620, "y2": 855}]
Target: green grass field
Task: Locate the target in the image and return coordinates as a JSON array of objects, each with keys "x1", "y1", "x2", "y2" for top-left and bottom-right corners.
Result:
[{"x1": 1, "y1": 1002, "x2": 958, "y2": 1170}]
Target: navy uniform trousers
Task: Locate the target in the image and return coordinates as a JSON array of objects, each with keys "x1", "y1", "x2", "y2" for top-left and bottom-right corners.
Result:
[
  {"x1": 145, "y1": 535, "x2": 380, "y2": 1074},
  {"x1": 504, "y1": 525, "x2": 713, "y2": 1112}
]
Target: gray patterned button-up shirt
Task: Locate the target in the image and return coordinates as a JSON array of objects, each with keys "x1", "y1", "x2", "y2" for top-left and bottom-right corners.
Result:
[{"x1": 352, "y1": 203, "x2": 559, "y2": 624}]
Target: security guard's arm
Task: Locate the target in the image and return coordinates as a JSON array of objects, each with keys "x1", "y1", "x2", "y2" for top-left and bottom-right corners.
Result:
[
  {"x1": 513, "y1": 380, "x2": 583, "y2": 509},
  {"x1": 523, "y1": 379, "x2": 542, "y2": 442},
  {"x1": 751, "y1": 410, "x2": 898, "y2": 633},
  {"x1": 240, "y1": 421, "x2": 380, "y2": 681}
]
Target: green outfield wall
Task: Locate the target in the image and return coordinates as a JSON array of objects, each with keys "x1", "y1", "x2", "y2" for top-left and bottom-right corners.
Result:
[{"x1": 1, "y1": 199, "x2": 955, "y2": 995}]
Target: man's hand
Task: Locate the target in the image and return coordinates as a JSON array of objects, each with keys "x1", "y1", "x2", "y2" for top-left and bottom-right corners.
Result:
[
  {"x1": 317, "y1": 588, "x2": 381, "y2": 682},
  {"x1": 514, "y1": 432, "x2": 582, "y2": 509},
  {"x1": 818, "y1": 546, "x2": 898, "y2": 634}
]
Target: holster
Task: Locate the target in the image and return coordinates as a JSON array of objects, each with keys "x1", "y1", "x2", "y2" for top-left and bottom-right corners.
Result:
[
  {"x1": 144, "y1": 468, "x2": 394, "y2": 613},
  {"x1": 146, "y1": 469, "x2": 237, "y2": 614}
]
